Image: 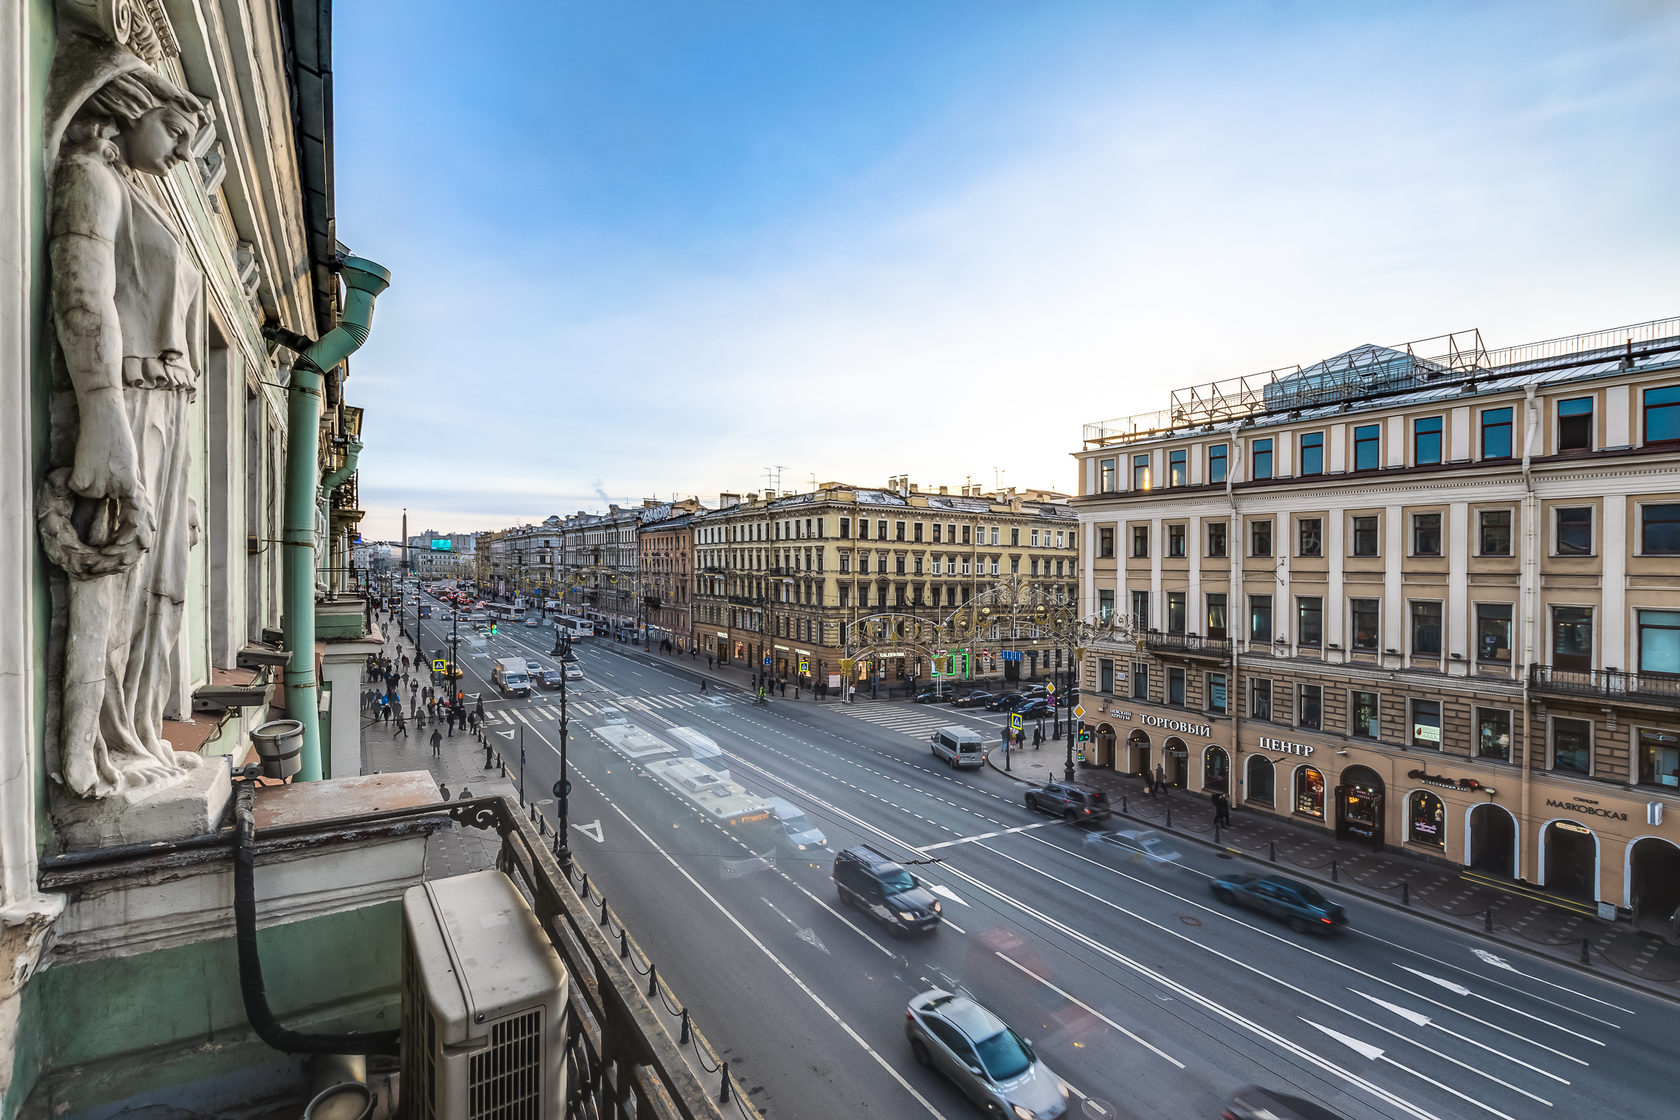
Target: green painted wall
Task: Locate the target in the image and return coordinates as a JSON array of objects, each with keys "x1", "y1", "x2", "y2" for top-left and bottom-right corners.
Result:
[{"x1": 22, "y1": 902, "x2": 401, "y2": 1118}]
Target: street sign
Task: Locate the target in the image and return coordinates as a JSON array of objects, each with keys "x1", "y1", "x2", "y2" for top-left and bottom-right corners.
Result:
[
  {"x1": 1073, "y1": 704, "x2": 1086, "y2": 719},
  {"x1": 1001, "y1": 649, "x2": 1022, "y2": 662},
  {"x1": 431, "y1": 658, "x2": 447, "y2": 672},
  {"x1": 1010, "y1": 713, "x2": 1023, "y2": 732},
  {"x1": 1046, "y1": 682, "x2": 1056, "y2": 694},
  {"x1": 552, "y1": 778, "x2": 572, "y2": 799},
  {"x1": 764, "y1": 654, "x2": 772, "y2": 667},
  {"x1": 798, "y1": 657, "x2": 809, "y2": 674}
]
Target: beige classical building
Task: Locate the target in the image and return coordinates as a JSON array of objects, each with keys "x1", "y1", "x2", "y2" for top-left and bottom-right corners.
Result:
[
  {"x1": 692, "y1": 478, "x2": 1078, "y2": 690},
  {"x1": 1073, "y1": 318, "x2": 1680, "y2": 916},
  {"x1": 639, "y1": 509, "x2": 700, "y2": 649}
]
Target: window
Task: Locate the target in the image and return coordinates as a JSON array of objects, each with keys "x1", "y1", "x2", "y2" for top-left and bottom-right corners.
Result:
[
  {"x1": 1166, "y1": 592, "x2": 1186, "y2": 635},
  {"x1": 1168, "y1": 667, "x2": 1186, "y2": 706},
  {"x1": 914, "y1": 522, "x2": 924, "y2": 542},
  {"x1": 1645, "y1": 384, "x2": 1680, "y2": 443},
  {"x1": 1208, "y1": 444, "x2": 1228, "y2": 483},
  {"x1": 1098, "y1": 527, "x2": 1114, "y2": 558},
  {"x1": 1207, "y1": 673, "x2": 1227, "y2": 714},
  {"x1": 1206, "y1": 522, "x2": 1227, "y2": 557},
  {"x1": 1098, "y1": 457, "x2": 1117, "y2": 492},
  {"x1": 1251, "y1": 519, "x2": 1273, "y2": 557},
  {"x1": 1297, "y1": 517, "x2": 1322, "y2": 558},
  {"x1": 839, "y1": 517, "x2": 852, "y2": 539},
  {"x1": 1299, "y1": 432, "x2": 1324, "y2": 475},
  {"x1": 1478, "y1": 708, "x2": 1511, "y2": 761},
  {"x1": 1206, "y1": 593, "x2": 1227, "y2": 640},
  {"x1": 962, "y1": 524, "x2": 971, "y2": 544},
  {"x1": 1297, "y1": 596, "x2": 1322, "y2": 647},
  {"x1": 1481, "y1": 407, "x2": 1513, "y2": 459},
  {"x1": 1167, "y1": 523, "x2": 1186, "y2": 557},
  {"x1": 1557, "y1": 397, "x2": 1593, "y2": 452},
  {"x1": 1098, "y1": 658, "x2": 1115, "y2": 694},
  {"x1": 989, "y1": 526, "x2": 999, "y2": 545},
  {"x1": 1132, "y1": 663, "x2": 1149, "y2": 700},
  {"x1": 1246, "y1": 756, "x2": 1275, "y2": 805},
  {"x1": 1408, "y1": 791, "x2": 1446, "y2": 847},
  {"x1": 1350, "y1": 691, "x2": 1380, "y2": 738},
  {"x1": 1552, "y1": 717, "x2": 1592, "y2": 774},
  {"x1": 1555, "y1": 506, "x2": 1593, "y2": 555},
  {"x1": 1252, "y1": 438, "x2": 1273, "y2": 480},
  {"x1": 1009, "y1": 527, "x2": 1019, "y2": 547},
  {"x1": 1411, "y1": 699, "x2": 1442, "y2": 748},
  {"x1": 1297, "y1": 684, "x2": 1322, "y2": 730},
  {"x1": 1098, "y1": 589, "x2": 1114, "y2": 622},
  {"x1": 1354, "y1": 424, "x2": 1381, "y2": 471},
  {"x1": 1249, "y1": 595, "x2": 1272, "y2": 643},
  {"x1": 1249, "y1": 678, "x2": 1272, "y2": 720},
  {"x1": 1294, "y1": 767, "x2": 1326, "y2": 818},
  {"x1": 1132, "y1": 454, "x2": 1151, "y2": 490},
  {"x1": 1479, "y1": 509, "x2": 1512, "y2": 556},
  {"x1": 1637, "y1": 609, "x2": 1680, "y2": 675},
  {"x1": 1411, "y1": 600, "x2": 1442, "y2": 656},
  {"x1": 1642, "y1": 504, "x2": 1680, "y2": 555},
  {"x1": 1413, "y1": 415, "x2": 1443, "y2": 465},
  {"x1": 1350, "y1": 598, "x2": 1379, "y2": 651},
  {"x1": 1476, "y1": 603, "x2": 1513, "y2": 663},
  {"x1": 1130, "y1": 590, "x2": 1149, "y2": 630},
  {"x1": 1637, "y1": 728, "x2": 1680, "y2": 789},
  {"x1": 1168, "y1": 449, "x2": 1188, "y2": 487},
  {"x1": 1410, "y1": 512, "x2": 1441, "y2": 557},
  {"x1": 1552, "y1": 606, "x2": 1593, "y2": 671},
  {"x1": 839, "y1": 552, "x2": 851, "y2": 574},
  {"x1": 932, "y1": 523, "x2": 942, "y2": 543},
  {"x1": 1350, "y1": 520, "x2": 1377, "y2": 557}
]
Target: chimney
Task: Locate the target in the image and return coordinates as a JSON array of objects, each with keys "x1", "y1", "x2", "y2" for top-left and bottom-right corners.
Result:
[
  {"x1": 746, "y1": 492, "x2": 758, "y2": 503},
  {"x1": 938, "y1": 485, "x2": 948, "y2": 495},
  {"x1": 720, "y1": 492, "x2": 741, "y2": 508}
]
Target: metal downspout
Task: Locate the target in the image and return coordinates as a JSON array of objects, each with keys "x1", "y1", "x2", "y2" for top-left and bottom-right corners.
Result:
[
  {"x1": 281, "y1": 257, "x2": 391, "y2": 782},
  {"x1": 1518, "y1": 384, "x2": 1539, "y2": 881},
  {"x1": 1227, "y1": 427, "x2": 1242, "y2": 804},
  {"x1": 318, "y1": 438, "x2": 364, "y2": 594}
]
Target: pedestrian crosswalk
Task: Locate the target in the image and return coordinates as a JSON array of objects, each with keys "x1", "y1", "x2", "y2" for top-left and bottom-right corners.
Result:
[
  {"x1": 492, "y1": 693, "x2": 722, "y2": 723},
  {"x1": 834, "y1": 703, "x2": 978, "y2": 739}
]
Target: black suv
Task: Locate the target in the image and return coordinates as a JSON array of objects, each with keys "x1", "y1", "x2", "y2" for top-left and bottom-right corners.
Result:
[
  {"x1": 833, "y1": 845, "x2": 942, "y2": 935},
  {"x1": 984, "y1": 691, "x2": 1025, "y2": 712},
  {"x1": 1024, "y1": 781, "x2": 1110, "y2": 824},
  {"x1": 950, "y1": 690, "x2": 992, "y2": 708}
]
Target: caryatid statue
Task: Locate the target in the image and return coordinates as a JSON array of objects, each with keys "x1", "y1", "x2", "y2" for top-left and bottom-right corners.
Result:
[{"x1": 40, "y1": 41, "x2": 211, "y2": 799}]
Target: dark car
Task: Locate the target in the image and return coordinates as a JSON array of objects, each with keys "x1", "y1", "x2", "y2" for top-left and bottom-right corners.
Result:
[
  {"x1": 1024, "y1": 781, "x2": 1110, "y2": 823},
  {"x1": 1011, "y1": 698, "x2": 1052, "y2": 718},
  {"x1": 1211, "y1": 874, "x2": 1347, "y2": 934},
  {"x1": 1017, "y1": 684, "x2": 1049, "y2": 700},
  {"x1": 950, "y1": 690, "x2": 992, "y2": 709},
  {"x1": 1222, "y1": 1086, "x2": 1347, "y2": 1120},
  {"x1": 833, "y1": 845, "x2": 941, "y2": 934},
  {"x1": 984, "y1": 692, "x2": 1024, "y2": 712},
  {"x1": 912, "y1": 688, "x2": 944, "y2": 704},
  {"x1": 538, "y1": 668, "x2": 563, "y2": 690}
]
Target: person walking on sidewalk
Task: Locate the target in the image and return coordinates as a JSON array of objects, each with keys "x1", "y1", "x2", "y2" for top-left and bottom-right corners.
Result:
[
  {"x1": 1212, "y1": 789, "x2": 1232, "y2": 827},
  {"x1": 1032, "y1": 726, "x2": 1043, "y2": 749},
  {"x1": 1154, "y1": 763, "x2": 1167, "y2": 795},
  {"x1": 430, "y1": 727, "x2": 443, "y2": 757},
  {"x1": 1014, "y1": 728, "x2": 1025, "y2": 751},
  {"x1": 394, "y1": 708, "x2": 407, "y2": 738}
]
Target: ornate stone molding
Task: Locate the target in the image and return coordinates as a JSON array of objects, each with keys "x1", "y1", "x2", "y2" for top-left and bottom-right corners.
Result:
[{"x1": 57, "y1": 0, "x2": 178, "y2": 64}]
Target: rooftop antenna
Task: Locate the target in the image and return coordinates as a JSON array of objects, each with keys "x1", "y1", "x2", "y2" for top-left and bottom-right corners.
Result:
[
  {"x1": 992, "y1": 466, "x2": 1006, "y2": 492},
  {"x1": 764, "y1": 464, "x2": 787, "y2": 494}
]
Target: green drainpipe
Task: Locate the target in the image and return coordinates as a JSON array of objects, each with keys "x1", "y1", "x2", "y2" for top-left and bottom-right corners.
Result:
[{"x1": 281, "y1": 257, "x2": 390, "y2": 782}]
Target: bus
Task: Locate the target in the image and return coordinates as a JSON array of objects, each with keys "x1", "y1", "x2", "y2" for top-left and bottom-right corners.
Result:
[
  {"x1": 487, "y1": 603, "x2": 524, "y2": 623},
  {"x1": 557, "y1": 615, "x2": 595, "y2": 639}
]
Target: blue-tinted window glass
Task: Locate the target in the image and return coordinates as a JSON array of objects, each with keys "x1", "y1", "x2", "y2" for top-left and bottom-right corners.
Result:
[
  {"x1": 1354, "y1": 424, "x2": 1380, "y2": 471},
  {"x1": 1252, "y1": 439, "x2": 1273, "y2": 479},
  {"x1": 1646, "y1": 385, "x2": 1680, "y2": 443},
  {"x1": 1208, "y1": 444, "x2": 1228, "y2": 483},
  {"x1": 1300, "y1": 433, "x2": 1324, "y2": 475},
  {"x1": 1413, "y1": 416, "x2": 1442, "y2": 464},
  {"x1": 1481, "y1": 408, "x2": 1513, "y2": 459}
]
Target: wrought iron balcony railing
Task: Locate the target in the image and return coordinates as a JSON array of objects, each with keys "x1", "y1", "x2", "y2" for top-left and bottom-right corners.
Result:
[{"x1": 1529, "y1": 664, "x2": 1680, "y2": 706}]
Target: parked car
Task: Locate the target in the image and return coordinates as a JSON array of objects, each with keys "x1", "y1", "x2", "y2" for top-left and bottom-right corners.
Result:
[
  {"x1": 1010, "y1": 698, "x2": 1052, "y2": 719},
  {"x1": 1211, "y1": 874, "x2": 1347, "y2": 934},
  {"x1": 1018, "y1": 684, "x2": 1049, "y2": 699},
  {"x1": 950, "y1": 690, "x2": 992, "y2": 709},
  {"x1": 905, "y1": 989, "x2": 1067, "y2": 1120},
  {"x1": 1084, "y1": 828, "x2": 1182, "y2": 868},
  {"x1": 1024, "y1": 781, "x2": 1110, "y2": 823},
  {"x1": 833, "y1": 845, "x2": 941, "y2": 934},
  {"x1": 912, "y1": 688, "x2": 944, "y2": 704},
  {"x1": 984, "y1": 692, "x2": 1024, "y2": 712},
  {"x1": 1222, "y1": 1086, "x2": 1347, "y2": 1120}
]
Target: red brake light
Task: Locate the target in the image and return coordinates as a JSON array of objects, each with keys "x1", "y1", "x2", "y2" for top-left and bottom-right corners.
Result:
[{"x1": 1322, "y1": 916, "x2": 1332, "y2": 924}]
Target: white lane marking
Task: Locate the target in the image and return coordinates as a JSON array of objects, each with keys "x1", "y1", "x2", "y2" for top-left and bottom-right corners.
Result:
[
  {"x1": 1399, "y1": 967, "x2": 1604, "y2": 1046},
  {"x1": 993, "y1": 952, "x2": 1183, "y2": 1068},
  {"x1": 920, "y1": 819, "x2": 1062, "y2": 851},
  {"x1": 927, "y1": 884, "x2": 967, "y2": 907},
  {"x1": 1301, "y1": 1019, "x2": 1518, "y2": 1120},
  {"x1": 763, "y1": 897, "x2": 829, "y2": 954},
  {"x1": 1449, "y1": 947, "x2": 1638, "y2": 1018},
  {"x1": 574, "y1": 820, "x2": 604, "y2": 843},
  {"x1": 778, "y1": 788, "x2": 1446, "y2": 1119},
  {"x1": 1349, "y1": 990, "x2": 1568, "y2": 1086}
]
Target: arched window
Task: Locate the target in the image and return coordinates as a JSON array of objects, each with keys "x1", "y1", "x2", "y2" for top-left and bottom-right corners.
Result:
[
  {"x1": 1294, "y1": 766, "x2": 1325, "y2": 819},
  {"x1": 1408, "y1": 791, "x2": 1446, "y2": 846},
  {"x1": 1204, "y1": 746, "x2": 1230, "y2": 792},
  {"x1": 1246, "y1": 756, "x2": 1275, "y2": 806}
]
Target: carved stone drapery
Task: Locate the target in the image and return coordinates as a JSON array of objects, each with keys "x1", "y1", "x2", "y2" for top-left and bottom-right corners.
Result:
[{"x1": 40, "y1": 29, "x2": 212, "y2": 800}]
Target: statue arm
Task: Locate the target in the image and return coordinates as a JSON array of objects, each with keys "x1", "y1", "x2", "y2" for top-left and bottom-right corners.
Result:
[{"x1": 49, "y1": 155, "x2": 139, "y2": 505}]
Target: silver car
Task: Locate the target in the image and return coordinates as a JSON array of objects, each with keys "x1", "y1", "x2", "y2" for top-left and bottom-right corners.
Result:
[{"x1": 905, "y1": 989, "x2": 1067, "y2": 1119}]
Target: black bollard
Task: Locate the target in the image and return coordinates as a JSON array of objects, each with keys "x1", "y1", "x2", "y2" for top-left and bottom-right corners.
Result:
[
  {"x1": 1402, "y1": 882, "x2": 1410, "y2": 906},
  {"x1": 679, "y1": 1008, "x2": 691, "y2": 1044},
  {"x1": 720, "y1": 1062, "x2": 731, "y2": 1103},
  {"x1": 1331, "y1": 860, "x2": 1338, "y2": 882},
  {"x1": 619, "y1": 930, "x2": 629, "y2": 959},
  {"x1": 1165, "y1": 807, "x2": 1172, "y2": 829},
  {"x1": 1580, "y1": 937, "x2": 1591, "y2": 965},
  {"x1": 1122, "y1": 795, "x2": 1128, "y2": 813},
  {"x1": 1485, "y1": 907, "x2": 1493, "y2": 933},
  {"x1": 600, "y1": 898, "x2": 609, "y2": 924},
  {"x1": 1214, "y1": 822, "x2": 1221, "y2": 844},
  {"x1": 648, "y1": 963, "x2": 659, "y2": 998},
  {"x1": 1269, "y1": 840, "x2": 1277, "y2": 863}
]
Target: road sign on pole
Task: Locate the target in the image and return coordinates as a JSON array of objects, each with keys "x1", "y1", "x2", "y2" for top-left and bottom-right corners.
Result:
[
  {"x1": 1072, "y1": 704, "x2": 1086, "y2": 719},
  {"x1": 1010, "y1": 713, "x2": 1023, "y2": 732}
]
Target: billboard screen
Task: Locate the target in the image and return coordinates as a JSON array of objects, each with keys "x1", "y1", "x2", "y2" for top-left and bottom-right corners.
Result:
[{"x1": 429, "y1": 539, "x2": 452, "y2": 551}]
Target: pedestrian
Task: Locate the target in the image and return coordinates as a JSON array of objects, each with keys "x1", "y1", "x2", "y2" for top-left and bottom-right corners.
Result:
[
  {"x1": 381, "y1": 704, "x2": 392, "y2": 727},
  {"x1": 394, "y1": 710, "x2": 407, "y2": 738},
  {"x1": 468, "y1": 710, "x2": 478, "y2": 733},
  {"x1": 700, "y1": 678, "x2": 709, "y2": 693},
  {"x1": 707, "y1": 654, "x2": 714, "y2": 670},
  {"x1": 1014, "y1": 728, "x2": 1025, "y2": 750},
  {"x1": 431, "y1": 727, "x2": 442, "y2": 757},
  {"x1": 779, "y1": 679, "x2": 787, "y2": 698},
  {"x1": 446, "y1": 710, "x2": 455, "y2": 737},
  {"x1": 1033, "y1": 726, "x2": 1043, "y2": 749},
  {"x1": 1155, "y1": 763, "x2": 1167, "y2": 795},
  {"x1": 474, "y1": 697, "x2": 484, "y2": 722},
  {"x1": 1212, "y1": 790, "x2": 1232, "y2": 827}
]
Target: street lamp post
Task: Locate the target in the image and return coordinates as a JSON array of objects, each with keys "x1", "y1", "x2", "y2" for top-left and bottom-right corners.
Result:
[{"x1": 554, "y1": 630, "x2": 572, "y2": 869}]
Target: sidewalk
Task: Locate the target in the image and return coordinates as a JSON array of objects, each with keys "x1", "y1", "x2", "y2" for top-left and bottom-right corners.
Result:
[{"x1": 985, "y1": 746, "x2": 1680, "y2": 1000}]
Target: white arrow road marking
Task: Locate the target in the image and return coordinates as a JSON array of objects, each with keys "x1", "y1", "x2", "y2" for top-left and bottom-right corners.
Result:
[
  {"x1": 762, "y1": 897, "x2": 829, "y2": 954},
  {"x1": 1472, "y1": 948, "x2": 1518, "y2": 974},
  {"x1": 1350, "y1": 990, "x2": 1568, "y2": 1086},
  {"x1": 1335, "y1": 993, "x2": 1554, "y2": 1103},
  {"x1": 1467, "y1": 948, "x2": 1635, "y2": 1018},
  {"x1": 497, "y1": 728, "x2": 515, "y2": 739},
  {"x1": 927, "y1": 883, "x2": 968, "y2": 907},
  {"x1": 1301, "y1": 1019, "x2": 1517, "y2": 1120},
  {"x1": 994, "y1": 952, "x2": 1183, "y2": 1067},
  {"x1": 574, "y1": 820, "x2": 603, "y2": 843},
  {"x1": 1400, "y1": 967, "x2": 1605, "y2": 1046}
]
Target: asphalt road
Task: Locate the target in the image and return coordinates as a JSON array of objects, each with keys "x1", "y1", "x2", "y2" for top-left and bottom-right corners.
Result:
[{"x1": 414, "y1": 601, "x2": 1680, "y2": 1120}]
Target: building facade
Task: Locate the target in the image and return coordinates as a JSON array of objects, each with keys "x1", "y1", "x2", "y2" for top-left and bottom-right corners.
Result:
[
  {"x1": 637, "y1": 503, "x2": 703, "y2": 649},
  {"x1": 1074, "y1": 319, "x2": 1680, "y2": 916},
  {"x1": 692, "y1": 479, "x2": 1078, "y2": 690}
]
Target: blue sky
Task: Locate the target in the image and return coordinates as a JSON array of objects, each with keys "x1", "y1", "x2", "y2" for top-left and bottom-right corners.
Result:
[{"x1": 333, "y1": 1, "x2": 1680, "y2": 541}]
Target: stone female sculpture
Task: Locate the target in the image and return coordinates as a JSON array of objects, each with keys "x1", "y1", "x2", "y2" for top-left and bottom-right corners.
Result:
[{"x1": 40, "y1": 43, "x2": 210, "y2": 799}]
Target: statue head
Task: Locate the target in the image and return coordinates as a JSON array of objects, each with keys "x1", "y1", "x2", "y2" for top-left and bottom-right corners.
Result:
[{"x1": 66, "y1": 70, "x2": 207, "y2": 176}]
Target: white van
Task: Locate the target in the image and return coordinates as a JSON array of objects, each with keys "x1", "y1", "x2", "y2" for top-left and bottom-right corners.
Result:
[
  {"x1": 931, "y1": 725, "x2": 986, "y2": 768},
  {"x1": 491, "y1": 656, "x2": 531, "y2": 697}
]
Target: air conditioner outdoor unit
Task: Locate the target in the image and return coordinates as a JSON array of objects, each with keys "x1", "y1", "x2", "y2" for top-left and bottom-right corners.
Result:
[{"x1": 401, "y1": 870, "x2": 569, "y2": 1120}]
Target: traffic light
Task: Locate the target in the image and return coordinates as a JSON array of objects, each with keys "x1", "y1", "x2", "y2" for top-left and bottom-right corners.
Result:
[{"x1": 490, "y1": 622, "x2": 498, "y2": 636}]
